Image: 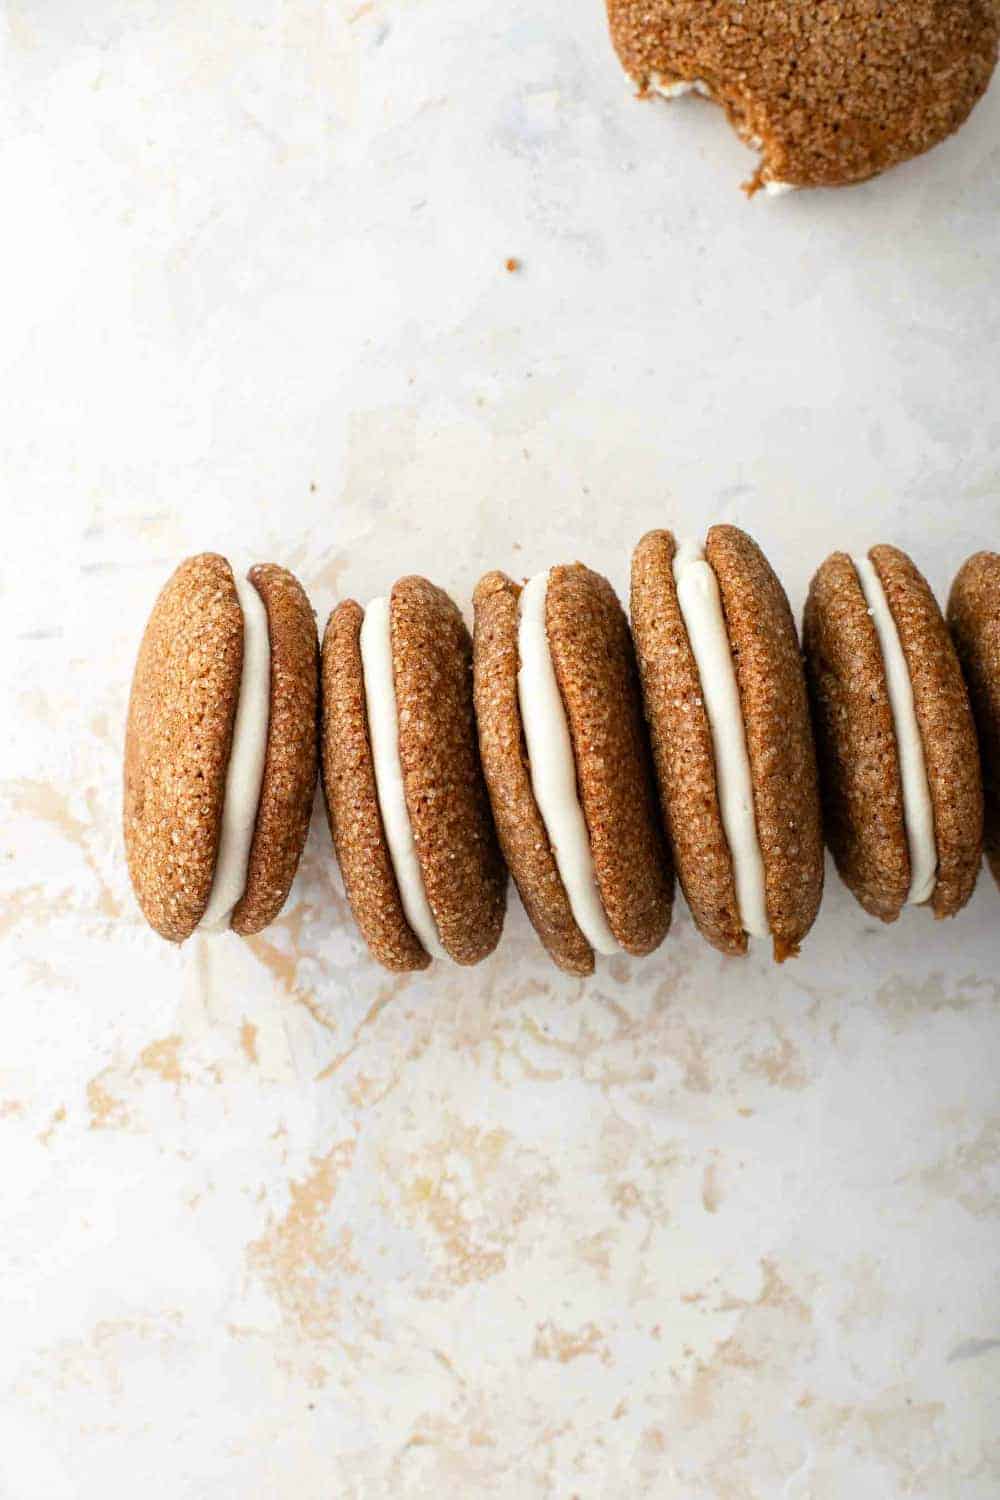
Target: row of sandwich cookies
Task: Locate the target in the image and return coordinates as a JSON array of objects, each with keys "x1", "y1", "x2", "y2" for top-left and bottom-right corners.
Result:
[{"x1": 123, "y1": 532, "x2": 999, "y2": 970}]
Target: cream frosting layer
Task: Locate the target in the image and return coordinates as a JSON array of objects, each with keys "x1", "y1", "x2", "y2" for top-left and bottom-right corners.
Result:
[
  {"x1": 359, "y1": 596, "x2": 447, "y2": 960},
  {"x1": 517, "y1": 571, "x2": 619, "y2": 956},
  {"x1": 673, "y1": 540, "x2": 770, "y2": 940},
  {"x1": 853, "y1": 556, "x2": 937, "y2": 905}
]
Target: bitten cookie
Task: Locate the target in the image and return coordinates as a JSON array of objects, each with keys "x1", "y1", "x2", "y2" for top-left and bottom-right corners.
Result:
[
  {"x1": 631, "y1": 527, "x2": 823, "y2": 961},
  {"x1": 124, "y1": 554, "x2": 319, "y2": 941},
  {"x1": 605, "y1": 0, "x2": 998, "y2": 192},
  {"x1": 948, "y1": 551, "x2": 1000, "y2": 891},
  {"x1": 321, "y1": 576, "x2": 507, "y2": 971},
  {"x1": 473, "y1": 563, "x2": 673, "y2": 974},
  {"x1": 804, "y1": 545, "x2": 983, "y2": 922}
]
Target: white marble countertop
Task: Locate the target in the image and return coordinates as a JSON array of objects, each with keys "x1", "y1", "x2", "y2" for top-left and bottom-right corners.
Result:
[{"x1": 2, "y1": 3, "x2": 999, "y2": 1497}]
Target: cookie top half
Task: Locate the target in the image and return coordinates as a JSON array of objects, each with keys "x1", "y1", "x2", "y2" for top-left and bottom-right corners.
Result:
[
  {"x1": 546, "y1": 563, "x2": 674, "y2": 957},
  {"x1": 321, "y1": 598, "x2": 430, "y2": 972},
  {"x1": 124, "y1": 555, "x2": 318, "y2": 942},
  {"x1": 473, "y1": 571, "x2": 595, "y2": 976},
  {"x1": 231, "y1": 564, "x2": 319, "y2": 936},
  {"x1": 632, "y1": 527, "x2": 822, "y2": 960},
  {"x1": 949, "y1": 551, "x2": 1000, "y2": 889},
  {"x1": 804, "y1": 546, "x2": 982, "y2": 921},
  {"x1": 125, "y1": 554, "x2": 243, "y2": 942},
  {"x1": 607, "y1": 0, "x2": 998, "y2": 190},
  {"x1": 322, "y1": 577, "x2": 507, "y2": 970}
]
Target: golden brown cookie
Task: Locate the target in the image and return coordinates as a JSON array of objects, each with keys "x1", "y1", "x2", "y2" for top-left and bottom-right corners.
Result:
[
  {"x1": 803, "y1": 545, "x2": 983, "y2": 922},
  {"x1": 321, "y1": 600, "x2": 430, "y2": 972},
  {"x1": 473, "y1": 563, "x2": 672, "y2": 969},
  {"x1": 632, "y1": 527, "x2": 822, "y2": 960},
  {"x1": 124, "y1": 554, "x2": 319, "y2": 942},
  {"x1": 320, "y1": 578, "x2": 507, "y2": 969},
  {"x1": 949, "y1": 551, "x2": 1000, "y2": 890},
  {"x1": 473, "y1": 572, "x2": 594, "y2": 976},
  {"x1": 606, "y1": 0, "x2": 999, "y2": 192},
  {"x1": 546, "y1": 564, "x2": 673, "y2": 956}
]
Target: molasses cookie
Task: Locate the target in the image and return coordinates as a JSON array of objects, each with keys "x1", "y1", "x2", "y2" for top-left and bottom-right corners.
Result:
[
  {"x1": 321, "y1": 576, "x2": 507, "y2": 971},
  {"x1": 803, "y1": 545, "x2": 983, "y2": 921},
  {"x1": 473, "y1": 564, "x2": 673, "y2": 975},
  {"x1": 631, "y1": 527, "x2": 823, "y2": 960},
  {"x1": 606, "y1": 0, "x2": 998, "y2": 192},
  {"x1": 124, "y1": 554, "x2": 319, "y2": 941},
  {"x1": 948, "y1": 551, "x2": 1000, "y2": 890}
]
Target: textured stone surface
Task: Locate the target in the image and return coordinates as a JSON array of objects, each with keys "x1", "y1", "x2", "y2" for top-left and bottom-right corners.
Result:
[{"x1": 2, "y1": 3, "x2": 999, "y2": 1497}]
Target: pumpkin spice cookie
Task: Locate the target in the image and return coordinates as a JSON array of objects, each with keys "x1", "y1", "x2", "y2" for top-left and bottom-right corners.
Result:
[
  {"x1": 321, "y1": 576, "x2": 507, "y2": 972},
  {"x1": 948, "y1": 551, "x2": 1000, "y2": 891},
  {"x1": 605, "y1": 0, "x2": 998, "y2": 193},
  {"x1": 804, "y1": 545, "x2": 983, "y2": 922},
  {"x1": 124, "y1": 554, "x2": 319, "y2": 942},
  {"x1": 472, "y1": 563, "x2": 673, "y2": 975},
  {"x1": 631, "y1": 527, "x2": 823, "y2": 961}
]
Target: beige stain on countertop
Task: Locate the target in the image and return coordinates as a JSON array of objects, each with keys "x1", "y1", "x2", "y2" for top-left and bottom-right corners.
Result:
[
  {"x1": 87, "y1": 1073, "x2": 131, "y2": 1132},
  {"x1": 400, "y1": 1121, "x2": 555, "y2": 1290},
  {"x1": 240, "y1": 1019, "x2": 259, "y2": 1064},
  {"x1": 247, "y1": 1142, "x2": 358, "y2": 1341},
  {"x1": 5, "y1": 779, "x2": 122, "y2": 920},
  {"x1": 533, "y1": 1320, "x2": 611, "y2": 1366},
  {"x1": 140, "y1": 1035, "x2": 184, "y2": 1086},
  {"x1": 245, "y1": 924, "x2": 338, "y2": 1037}
]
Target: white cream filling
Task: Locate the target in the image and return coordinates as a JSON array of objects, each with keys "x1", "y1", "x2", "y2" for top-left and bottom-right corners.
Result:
[
  {"x1": 852, "y1": 557, "x2": 937, "y2": 905},
  {"x1": 359, "y1": 596, "x2": 447, "y2": 961},
  {"x1": 646, "y1": 75, "x2": 795, "y2": 199},
  {"x1": 199, "y1": 572, "x2": 272, "y2": 929},
  {"x1": 516, "y1": 572, "x2": 620, "y2": 956},
  {"x1": 649, "y1": 74, "x2": 712, "y2": 100},
  {"x1": 673, "y1": 540, "x2": 770, "y2": 940}
]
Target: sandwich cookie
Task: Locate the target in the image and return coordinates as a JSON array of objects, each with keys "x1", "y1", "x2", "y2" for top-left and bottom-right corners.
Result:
[
  {"x1": 473, "y1": 564, "x2": 673, "y2": 975},
  {"x1": 321, "y1": 576, "x2": 506, "y2": 972},
  {"x1": 124, "y1": 554, "x2": 319, "y2": 941},
  {"x1": 803, "y1": 545, "x2": 983, "y2": 922},
  {"x1": 948, "y1": 552, "x2": 1000, "y2": 891},
  {"x1": 605, "y1": 0, "x2": 998, "y2": 192},
  {"x1": 631, "y1": 527, "x2": 823, "y2": 960}
]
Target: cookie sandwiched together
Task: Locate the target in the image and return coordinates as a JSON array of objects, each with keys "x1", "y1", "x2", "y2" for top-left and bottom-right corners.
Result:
[
  {"x1": 321, "y1": 576, "x2": 507, "y2": 972},
  {"x1": 605, "y1": 0, "x2": 999, "y2": 192},
  {"x1": 124, "y1": 554, "x2": 319, "y2": 941},
  {"x1": 948, "y1": 551, "x2": 1000, "y2": 892},
  {"x1": 804, "y1": 545, "x2": 983, "y2": 922},
  {"x1": 472, "y1": 564, "x2": 673, "y2": 975},
  {"x1": 631, "y1": 527, "x2": 823, "y2": 960}
]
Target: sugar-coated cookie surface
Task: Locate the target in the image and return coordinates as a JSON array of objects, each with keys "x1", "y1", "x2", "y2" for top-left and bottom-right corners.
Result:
[
  {"x1": 949, "y1": 552, "x2": 1000, "y2": 891},
  {"x1": 805, "y1": 547, "x2": 983, "y2": 922},
  {"x1": 870, "y1": 546, "x2": 983, "y2": 918},
  {"x1": 124, "y1": 554, "x2": 243, "y2": 942},
  {"x1": 804, "y1": 551, "x2": 913, "y2": 921},
  {"x1": 231, "y1": 565, "x2": 319, "y2": 936},
  {"x1": 390, "y1": 576, "x2": 507, "y2": 965},
  {"x1": 631, "y1": 530, "x2": 745, "y2": 957},
  {"x1": 707, "y1": 527, "x2": 824, "y2": 958},
  {"x1": 321, "y1": 600, "x2": 430, "y2": 973},
  {"x1": 606, "y1": 0, "x2": 999, "y2": 190},
  {"x1": 545, "y1": 564, "x2": 673, "y2": 957},
  {"x1": 473, "y1": 571, "x2": 594, "y2": 976}
]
